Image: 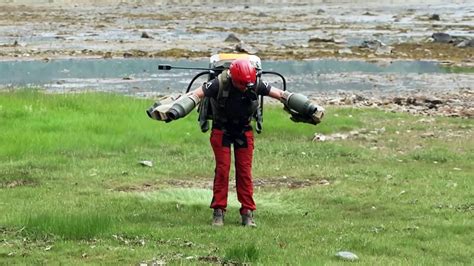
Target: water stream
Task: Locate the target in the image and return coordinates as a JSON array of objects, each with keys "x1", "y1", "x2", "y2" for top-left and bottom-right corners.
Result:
[{"x1": 0, "y1": 58, "x2": 471, "y2": 96}]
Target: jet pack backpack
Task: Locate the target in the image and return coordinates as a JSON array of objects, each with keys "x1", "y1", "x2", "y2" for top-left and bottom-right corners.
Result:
[{"x1": 197, "y1": 71, "x2": 262, "y2": 133}]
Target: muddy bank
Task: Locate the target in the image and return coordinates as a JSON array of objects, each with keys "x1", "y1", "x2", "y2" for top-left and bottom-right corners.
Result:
[{"x1": 0, "y1": 2, "x2": 472, "y2": 65}]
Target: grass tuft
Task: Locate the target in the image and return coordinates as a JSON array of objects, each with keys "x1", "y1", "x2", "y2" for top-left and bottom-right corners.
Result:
[
  {"x1": 24, "y1": 212, "x2": 113, "y2": 240},
  {"x1": 224, "y1": 244, "x2": 260, "y2": 263}
]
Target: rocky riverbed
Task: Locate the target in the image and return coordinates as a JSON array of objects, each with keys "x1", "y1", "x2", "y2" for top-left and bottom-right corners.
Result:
[{"x1": 0, "y1": 1, "x2": 473, "y2": 117}]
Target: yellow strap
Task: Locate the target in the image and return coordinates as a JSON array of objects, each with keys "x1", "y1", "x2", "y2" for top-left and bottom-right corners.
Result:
[{"x1": 216, "y1": 53, "x2": 249, "y2": 60}]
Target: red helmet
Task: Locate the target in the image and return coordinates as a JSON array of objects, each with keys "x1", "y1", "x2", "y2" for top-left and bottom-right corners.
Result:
[{"x1": 229, "y1": 59, "x2": 257, "y2": 92}]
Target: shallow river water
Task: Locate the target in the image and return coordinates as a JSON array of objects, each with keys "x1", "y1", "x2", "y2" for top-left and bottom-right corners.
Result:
[{"x1": 1, "y1": 58, "x2": 471, "y2": 97}]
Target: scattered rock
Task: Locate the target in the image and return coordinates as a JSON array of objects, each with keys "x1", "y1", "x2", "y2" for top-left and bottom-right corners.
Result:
[
  {"x1": 336, "y1": 251, "x2": 359, "y2": 261},
  {"x1": 318, "y1": 179, "x2": 330, "y2": 186},
  {"x1": 456, "y1": 39, "x2": 474, "y2": 48},
  {"x1": 312, "y1": 133, "x2": 326, "y2": 142},
  {"x1": 360, "y1": 40, "x2": 385, "y2": 49},
  {"x1": 316, "y1": 9, "x2": 325, "y2": 15},
  {"x1": 103, "y1": 52, "x2": 112, "y2": 59},
  {"x1": 338, "y1": 48, "x2": 353, "y2": 55},
  {"x1": 432, "y1": 32, "x2": 451, "y2": 43},
  {"x1": 235, "y1": 42, "x2": 258, "y2": 54},
  {"x1": 123, "y1": 52, "x2": 133, "y2": 58},
  {"x1": 139, "y1": 160, "x2": 153, "y2": 167},
  {"x1": 420, "y1": 132, "x2": 435, "y2": 138},
  {"x1": 257, "y1": 12, "x2": 268, "y2": 17},
  {"x1": 429, "y1": 14, "x2": 440, "y2": 21},
  {"x1": 375, "y1": 45, "x2": 393, "y2": 55},
  {"x1": 425, "y1": 97, "x2": 443, "y2": 105},
  {"x1": 224, "y1": 33, "x2": 241, "y2": 43},
  {"x1": 308, "y1": 36, "x2": 345, "y2": 44},
  {"x1": 141, "y1": 31, "x2": 152, "y2": 39},
  {"x1": 309, "y1": 36, "x2": 337, "y2": 43}
]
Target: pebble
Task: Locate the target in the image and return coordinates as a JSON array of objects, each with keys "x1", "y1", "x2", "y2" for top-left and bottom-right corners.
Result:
[
  {"x1": 336, "y1": 251, "x2": 359, "y2": 261},
  {"x1": 139, "y1": 160, "x2": 153, "y2": 167}
]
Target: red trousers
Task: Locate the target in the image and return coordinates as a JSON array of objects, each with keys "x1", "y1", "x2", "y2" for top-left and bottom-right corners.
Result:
[{"x1": 210, "y1": 129, "x2": 256, "y2": 214}]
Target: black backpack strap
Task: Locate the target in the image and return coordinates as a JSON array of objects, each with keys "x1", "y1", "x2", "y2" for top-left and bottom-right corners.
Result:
[
  {"x1": 254, "y1": 72, "x2": 264, "y2": 134},
  {"x1": 197, "y1": 96, "x2": 210, "y2": 132}
]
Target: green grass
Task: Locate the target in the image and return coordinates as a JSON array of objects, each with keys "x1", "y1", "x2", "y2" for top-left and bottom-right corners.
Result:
[
  {"x1": 0, "y1": 90, "x2": 473, "y2": 264},
  {"x1": 24, "y1": 212, "x2": 113, "y2": 240}
]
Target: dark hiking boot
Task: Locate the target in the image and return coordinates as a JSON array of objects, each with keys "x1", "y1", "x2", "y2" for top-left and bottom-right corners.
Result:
[
  {"x1": 212, "y1": 209, "x2": 224, "y2": 226},
  {"x1": 241, "y1": 210, "x2": 257, "y2": 227}
]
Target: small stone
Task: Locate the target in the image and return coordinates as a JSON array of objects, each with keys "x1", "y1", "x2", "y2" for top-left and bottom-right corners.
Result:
[
  {"x1": 429, "y1": 14, "x2": 440, "y2": 21},
  {"x1": 375, "y1": 46, "x2": 392, "y2": 55},
  {"x1": 224, "y1": 33, "x2": 241, "y2": 43},
  {"x1": 139, "y1": 160, "x2": 153, "y2": 167},
  {"x1": 309, "y1": 36, "x2": 336, "y2": 43},
  {"x1": 456, "y1": 39, "x2": 474, "y2": 48},
  {"x1": 338, "y1": 48, "x2": 353, "y2": 55},
  {"x1": 312, "y1": 133, "x2": 326, "y2": 142},
  {"x1": 235, "y1": 42, "x2": 258, "y2": 54},
  {"x1": 432, "y1": 33, "x2": 451, "y2": 43},
  {"x1": 336, "y1": 251, "x2": 359, "y2": 261},
  {"x1": 360, "y1": 40, "x2": 385, "y2": 49},
  {"x1": 420, "y1": 132, "x2": 435, "y2": 138},
  {"x1": 141, "y1": 31, "x2": 153, "y2": 39},
  {"x1": 318, "y1": 179, "x2": 330, "y2": 186},
  {"x1": 123, "y1": 52, "x2": 133, "y2": 58}
]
